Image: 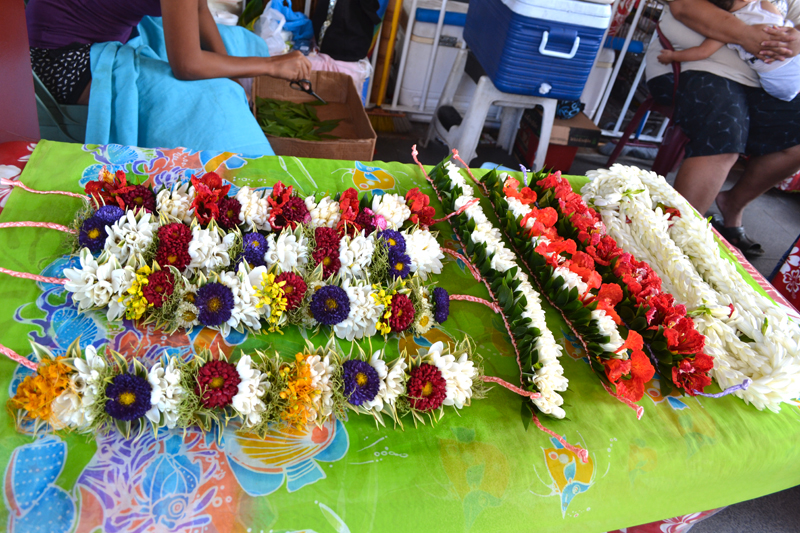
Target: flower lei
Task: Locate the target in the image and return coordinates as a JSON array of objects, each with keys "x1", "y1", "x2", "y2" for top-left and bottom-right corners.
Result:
[
  {"x1": 60, "y1": 169, "x2": 450, "y2": 341},
  {"x1": 425, "y1": 156, "x2": 569, "y2": 419},
  {"x1": 583, "y1": 165, "x2": 795, "y2": 411},
  {"x1": 9, "y1": 338, "x2": 487, "y2": 438},
  {"x1": 514, "y1": 169, "x2": 714, "y2": 398}
]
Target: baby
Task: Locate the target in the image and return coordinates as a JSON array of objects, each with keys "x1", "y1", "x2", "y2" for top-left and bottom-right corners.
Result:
[{"x1": 658, "y1": 0, "x2": 800, "y2": 101}]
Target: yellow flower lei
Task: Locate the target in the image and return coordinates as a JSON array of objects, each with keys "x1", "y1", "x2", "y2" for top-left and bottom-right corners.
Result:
[
  {"x1": 253, "y1": 272, "x2": 288, "y2": 333},
  {"x1": 371, "y1": 285, "x2": 394, "y2": 336},
  {"x1": 120, "y1": 265, "x2": 154, "y2": 320},
  {"x1": 9, "y1": 357, "x2": 73, "y2": 423}
]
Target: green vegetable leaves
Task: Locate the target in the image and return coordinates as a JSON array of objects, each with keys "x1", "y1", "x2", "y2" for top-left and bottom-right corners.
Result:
[{"x1": 255, "y1": 97, "x2": 341, "y2": 141}]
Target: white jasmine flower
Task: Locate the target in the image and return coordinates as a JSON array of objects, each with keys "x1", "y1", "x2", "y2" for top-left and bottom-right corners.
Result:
[
  {"x1": 72, "y1": 345, "x2": 105, "y2": 416},
  {"x1": 406, "y1": 228, "x2": 444, "y2": 280},
  {"x1": 219, "y1": 267, "x2": 262, "y2": 335},
  {"x1": 52, "y1": 387, "x2": 90, "y2": 429},
  {"x1": 338, "y1": 231, "x2": 375, "y2": 281},
  {"x1": 307, "y1": 354, "x2": 335, "y2": 419},
  {"x1": 379, "y1": 356, "x2": 407, "y2": 408},
  {"x1": 63, "y1": 249, "x2": 102, "y2": 310},
  {"x1": 333, "y1": 279, "x2": 383, "y2": 341},
  {"x1": 105, "y1": 211, "x2": 157, "y2": 265},
  {"x1": 147, "y1": 357, "x2": 184, "y2": 428},
  {"x1": 156, "y1": 181, "x2": 194, "y2": 223},
  {"x1": 232, "y1": 355, "x2": 270, "y2": 427},
  {"x1": 236, "y1": 186, "x2": 271, "y2": 231},
  {"x1": 107, "y1": 265, "x2": 136, "y2": 321},
  {"x1": 371, "y1": 193, "x2": 411, "y2": 229},
  {"x1": 424, "y1": 342, "x2": 477, "y2": 409},
  {"x1": 265, "y1": 230, "x2": 309, "y2": 273},
  {"x1": 188, "y1": 226, "x2": 235, "y2": 275},
  {"x1": 308, "y1": 196, "x2": 341, "y2": 229}
]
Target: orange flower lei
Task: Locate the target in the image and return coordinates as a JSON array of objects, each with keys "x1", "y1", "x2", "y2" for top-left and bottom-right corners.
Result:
[
  {"x1": 279, "y1": 353, "x2": 321, "y2": 427},
  {"x1": 9, "y1": 357, "x2": 72, "y2": 423}
]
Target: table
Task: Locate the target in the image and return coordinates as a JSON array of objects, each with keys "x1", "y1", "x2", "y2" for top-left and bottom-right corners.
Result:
[{"x1": 1, "y1": 140, "x2": 798, "y2": 533}]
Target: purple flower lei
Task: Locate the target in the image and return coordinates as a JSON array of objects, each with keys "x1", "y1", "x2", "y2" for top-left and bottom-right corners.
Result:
[
  {"x1": 79, "y1": 216, "x2": 110, "y2": 253},
  {"x1": 388, "y1": 248, "x2": 412, "y2": 280},
  {"x1": 242, "y1": 232, "x2": 269, "y2": 267},
  {"x1": 196, "y1": 282, "x2": 235, "y2": 326},
  {"x1": 433, "y1": 287, "x2": 449, "y2": 323},
  {"x1": 104, "y1": 373, "x2": 153, "y2": 421},
  {"x1": 342, "y1": 359, "x2": 380, "y2": 406},
  {"x1": 380, "y1": 229, "x2": 406, "y2": 253},
  {"x1": 310, "y1": 285, "x2": 351, "y2": 325}
]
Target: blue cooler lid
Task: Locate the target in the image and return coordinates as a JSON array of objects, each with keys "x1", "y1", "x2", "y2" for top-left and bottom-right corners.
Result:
[{"x1": 498, "y1": 0, "x2": 612, "y2": 29}]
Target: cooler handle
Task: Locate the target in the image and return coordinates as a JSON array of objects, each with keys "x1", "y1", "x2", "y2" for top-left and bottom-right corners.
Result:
[{"x1": 539, "y1": 31, "x2": 581, "y2": 60}]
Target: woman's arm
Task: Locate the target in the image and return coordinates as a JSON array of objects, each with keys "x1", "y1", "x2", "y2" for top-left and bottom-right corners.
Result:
[
  {"x1": 198, "y1": 0, "x2": 228, "y2": 55},
  {"x1": 657, "y1": 38, "x2": 724, "y2": 63},
  {"x1": 669, "y1": 0, "x2": 800, "y2": 60},
  {"x1": 161, "y1": 0, "x2": 310, "y2": 81}
]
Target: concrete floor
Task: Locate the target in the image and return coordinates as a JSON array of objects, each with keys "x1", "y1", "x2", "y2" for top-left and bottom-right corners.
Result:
[{"x1": 374, "y1": 122, "x2": 800, "y2": 532}]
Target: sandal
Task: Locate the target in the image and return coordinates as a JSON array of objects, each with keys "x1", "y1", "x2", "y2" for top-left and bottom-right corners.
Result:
[{"x1": 710, "y1": 214, "x2": 765, "y2": 258}]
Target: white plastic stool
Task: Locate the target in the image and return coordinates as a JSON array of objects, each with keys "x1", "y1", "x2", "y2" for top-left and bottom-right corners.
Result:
[{"x1": 424, "y1": 48, "x2": 558, "y2": 171}]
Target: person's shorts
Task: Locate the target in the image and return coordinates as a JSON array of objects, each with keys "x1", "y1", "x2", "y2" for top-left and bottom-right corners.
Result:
[
  {"x1": 30, "y1": 43, "x2": 92, "y2": 105},
  {"x1": 648, "y1": 70, "x2": 800, "y2": 158}
]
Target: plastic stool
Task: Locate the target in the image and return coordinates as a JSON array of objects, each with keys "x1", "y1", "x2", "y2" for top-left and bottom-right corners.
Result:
[{"x1": 424, "y1": 48, "x2": 557, "y2": 170}]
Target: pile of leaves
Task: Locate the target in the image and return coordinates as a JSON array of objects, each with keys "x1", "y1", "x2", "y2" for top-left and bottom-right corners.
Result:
[{"x1": 255, "y1": 97, "x2": 341, "y2": 141}]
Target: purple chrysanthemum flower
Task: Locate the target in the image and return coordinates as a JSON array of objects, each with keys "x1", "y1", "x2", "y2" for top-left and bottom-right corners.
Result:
[
  {"x1": 433, "y1": 287, "x2": 449, "y2": 324},
  {"x1": 380, "y1": 229, "x2": 406, "y2": 253},
  {"x1": 310, "y1": 285, "x2": 351, "y2": 325},
  {"x1": 342, "y1": 359, "x2": 380, "y2": 406},
  {"x1": 388, "y1": 248, "x2": 411, "y2": 279},
  {"x1": 79, "y1": 216, "x2": 109, "y2": 252},
  {"x1": 242, "y1": 232, "x2": 268, "y2": 267},
  {"x1": 196, "y1": 282, "x2": 235, "y2": 326},
  {"x1": 104, "y1": 373, "x2": 153, "y2": 421},
  {"x1": 94, "y1": 205, "x2": 125, "y2": 225}
]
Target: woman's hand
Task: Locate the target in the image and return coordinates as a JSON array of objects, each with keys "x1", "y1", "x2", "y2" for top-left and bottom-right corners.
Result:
[
  {"x1": 658, "y1": 49, "x2": 676, "y2": 64},
  {"x1": 263, "y1": 51, "x2": 312, "y2": 81}
]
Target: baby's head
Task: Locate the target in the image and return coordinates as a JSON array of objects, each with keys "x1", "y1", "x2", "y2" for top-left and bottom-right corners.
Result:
[{"x1": 708, "y1": 0, "x2": 759, "y2": 10}]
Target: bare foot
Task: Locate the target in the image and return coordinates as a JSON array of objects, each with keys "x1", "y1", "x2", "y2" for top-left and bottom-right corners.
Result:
[{"x1": 714, "y1": 189, "x2": 743, "y2": 228}]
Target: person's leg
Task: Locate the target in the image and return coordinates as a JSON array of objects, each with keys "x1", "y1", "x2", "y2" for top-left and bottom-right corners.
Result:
[
  {"x1": 716, "y1": 144, "x2": 800, "y2": 227},
  {"x1": 673, "y1": 153, "x2": 740, "y2": 216}
]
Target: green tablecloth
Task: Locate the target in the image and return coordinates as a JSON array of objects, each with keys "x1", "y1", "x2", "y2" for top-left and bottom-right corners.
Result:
[{"x1": 1, "y1": 140, "x2": 798, "y2": 533}]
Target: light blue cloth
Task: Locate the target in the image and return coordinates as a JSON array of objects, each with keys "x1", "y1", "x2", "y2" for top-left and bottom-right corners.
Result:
[{"x1": 87, "y1": 17, "x2": 274, "y2": 156}]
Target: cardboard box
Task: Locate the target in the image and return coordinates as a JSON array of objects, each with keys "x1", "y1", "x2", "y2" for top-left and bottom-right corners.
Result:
[
  {"x1": 514, "y1": 110, "x2": 600, "y2": 172},
  {"x1": 252, "y1": 71, "x2": 377, "y2": 161}
]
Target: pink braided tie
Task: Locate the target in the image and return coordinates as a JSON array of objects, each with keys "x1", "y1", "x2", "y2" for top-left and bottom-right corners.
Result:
[
  {"x1": 532, "y1": 414, "x2": 590, "y2": 464},
  {"x1": 0, "y1": 221, "x2": 75, "y2": 234},
  {"x1": 450, "y1": 294, "x2": 501, "y2": 313},
  {"x1": 432, "y1": 198, "x2": 479, "y2": 225},
  {"x1": 0, "y1": 268, "x2": 67, "y2": 285},
  {"x1": 0, "y1": 343, "x2": 38, "y2": 371},
  {"x1": 482, "y1": 375, "x2": 541, "y2": 399},
  {"x1": 451, "y1": 150, "x2": 488, "y2": 195},
  {"x1": 601, "y1": 382, "x2": 645, "y2": 420},
  {"x1": 1, "y1": 178, "x2": 86, "y2": 200},
  {"x1": 441, "y1": 248, "x2": 481, "y2": 281}
]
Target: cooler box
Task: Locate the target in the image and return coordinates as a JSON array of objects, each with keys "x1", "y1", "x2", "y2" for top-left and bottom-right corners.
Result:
[{"x1": 463, "y1": 0, "x2": 612, "y2": 100}]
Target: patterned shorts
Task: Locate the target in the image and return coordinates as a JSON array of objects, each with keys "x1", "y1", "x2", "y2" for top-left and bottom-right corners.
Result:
[
  {"x1": 647, "y1": 71, "x2": 800, "y2": 158},
  {"x1": 30, "y1": 43, "x2": 92, "y2": 105}
]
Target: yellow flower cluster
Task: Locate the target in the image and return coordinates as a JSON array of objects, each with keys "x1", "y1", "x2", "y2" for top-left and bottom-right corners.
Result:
[
  {"x1": 278, "y1": 353, "x2": 320, "y2": 427},
  {"x1": 120, "y1": 265, "x2": 154, "y2": 320},
  {"x1": 253, "y1": 272, "x2": 288, "y2": 333},
  {"x1": 9, "y1": 357, "x2": 72, "y2": 423},
  {"x1": 371, "y1": 285, "x2": 394, "y2": 335}
]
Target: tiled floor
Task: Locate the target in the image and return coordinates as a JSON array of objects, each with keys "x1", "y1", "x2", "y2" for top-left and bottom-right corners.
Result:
[{"x1": 374, "y1": 122, "x2": 800, "y2": 532}]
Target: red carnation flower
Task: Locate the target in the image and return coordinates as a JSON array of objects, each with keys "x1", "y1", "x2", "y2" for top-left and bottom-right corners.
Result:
[
  {"x1": 217, "y1": 197, "x2": 242, "y2": 230},
  {"x1": 663, "y1": 317, "x2": 706, "y2": 355},
  {"x1": 389, "y1": 293, "x2": 415, "y2": 332},
  {"x1": 407, "y1": 363, "x2": 447, "y2": 411},
  {"x1": 195, "y1": 359, "x2": 241, "y2": 408},
  {"x1": 190, "y1": 172, "x2": 230, "y2": 225},
  {"x1": 119, "y1": 185, "x2": 156, "y2": 213},
  {"x1": 312, "y1": 245, "x2": 341, "y2": 279},
  {"x1": 85, "y1": 168, "x2": 129, "y2": 208},
  {"x1": 405, "y1": 188, "x2": 436, "y2": 227},
  {"x1": 275, "y1": 272, "x2": 307, "y2": 310},
  {"x1": 142, "y1": 270, "x2": 175, "y2": 308},
  {"x1": 155, "y1": 223, "x2": 192, "y2": 272},
  {"x1": 672, "y1": 353, "x2": 714, "y2": 395}
]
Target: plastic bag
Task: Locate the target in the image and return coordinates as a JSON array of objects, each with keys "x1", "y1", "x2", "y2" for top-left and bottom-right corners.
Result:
[
  {"x1": 254, "y1": 1, "x2": 289, "y2": 56},
  {"x1": 271, "y1": 0, "x2": 314, "y2": 42}
]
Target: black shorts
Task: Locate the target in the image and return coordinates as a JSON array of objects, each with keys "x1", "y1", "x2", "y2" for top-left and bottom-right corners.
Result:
[
  {"x1": 30, "y1": 43, "x2": 92, "y2": 105},
  {"x1": 648, "y1": 71, "x2": 800, "y2": 158}
]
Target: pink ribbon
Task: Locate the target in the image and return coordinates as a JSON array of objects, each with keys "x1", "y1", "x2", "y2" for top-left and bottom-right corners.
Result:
[
  {"x1": 0, "y1": 221, "x2": 76, "y2": 234},
  {"x1": 601, "y1": 382, "x2": 645, "y2": 419},
  {"x1": 1, "y1": 178, "x2": 86, "y2": 200},
  {"x1": 442, "y1": 248, "x2": 481, "y2": 281},
  {"x1": 482, "y1": 375, "x2": 541, "y2": 399},
  {"x1": 450, "y1": 294, "x2": 501, "y2": 313},
  {"x1": 451, "y1": 150, "x2": 488, "y2": 195},
  {"x1": 432, "y1": 198, "x2": 479, "y2": 225},
  {"x1": 0, "y1": 343, "x2": 38, "y2": 371},
  {"x1": 532, "y1": 414, "x2": 590, "y2": 464},
  {"x1": 0, "y1": 267, "x2": 66, "y2": 285}
]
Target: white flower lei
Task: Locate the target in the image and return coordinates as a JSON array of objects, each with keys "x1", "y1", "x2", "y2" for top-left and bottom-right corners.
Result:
[
  {"x1": 423, "y1": 341, "x2": 477, "y2": 409},
  {"x1": 306, "y1": 196, "x2": 341, "y2": 229},
  {"x1": 236, "y1": 186, "x2": 271, "y2": 232},
  {"x1": 218, "y1": 266, "x2": 262, "y2": 336},
  {"x1": 265, "y1": 229, "x2": 309, "y2": 273},
  {"x1": 371, "y1": 193, "x2": 411, "y2": 229},
  {"x1": 338, "y1": 231, "x2": 375, "y2": 281},
  {"x1": 405, "y1": 228, "x2": 444, "y2": 280},
  {"x1": 156, "y1": 181, "x2": 194, "y2": 224},
  {"x1": 147, "y1": 358, "x2": 184, "y2": 428},
  {"x1": 443, "y1": 162, "x2": 568, "y2": 418},
  {"x1": 332, "y1": 278, "x2": 383, "y2": 341},
  {"x1": 307, "y1": 353, "x2": 335, "y2": 419},
  {"x1": 105, "y1": 211, "x2": 157, "y2": 266},
  {"x1": 188, "y1": 225, "x2": 236, "y2": 275},
  {"x1": 584, "y1": 165, "x2": 800, "y2": 411},
  {"x1": 232, "y1": 355, "x2": 270, "y2": 427}
]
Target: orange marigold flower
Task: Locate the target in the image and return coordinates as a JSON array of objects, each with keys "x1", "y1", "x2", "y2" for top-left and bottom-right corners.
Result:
[
  {"x1": 279, "y1": 355, "x2": 321, "y2": 428},
  {"x1": 9, "y1": 357, "x2": 73, "y2": 423}
]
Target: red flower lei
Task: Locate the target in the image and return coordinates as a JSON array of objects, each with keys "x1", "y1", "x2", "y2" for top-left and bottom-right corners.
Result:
[
  {"x1": 195, "y1": 360, "x2": 241, "y2": 409},
  {"x1": 190, "y1": 172, "x2": 230, "y2": 225},
  {"x1": 389, "y1": 294, "x2": 415, "y2": 332},
  {"x1": 405, "y1": 188, "x2": 436, "y2": 227},
  {"x1": 155, "y1": 223, "x2": 193, "y2": 272},
  {"x1": 142, "y1": 270, "x2": 175, "y2": 308},
  {"x1": 85, "y1": 168, "x2": 130, "y2": 208},
  {"x1": 275, "y1": 272, "x2": 307, "y2": 310},
  {"x1": 407, "y1": 363, "x2": 447, "y2": 411}
]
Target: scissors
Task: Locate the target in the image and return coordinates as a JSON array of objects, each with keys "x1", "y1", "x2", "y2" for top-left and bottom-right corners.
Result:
[{"x1": 290, "y1": 79, "x2": 326, "y2": 104}]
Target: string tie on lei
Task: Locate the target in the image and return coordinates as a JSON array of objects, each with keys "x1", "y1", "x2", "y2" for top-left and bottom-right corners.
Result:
[
  {"x1": 601, "y1": 382, "x2": 645, "y2": 419},
  {"x1": 441, "y1": 248, "x2": 481, "y2": 281},
  {"x1": 432, "y1": 198, "x2": 479, "y2": 225},
  {"x1": 0, "y1": 221, "x2": 75, "y2": 234},
  {"x1": 532, "y1": 415, "x2": 590, "y2": 464},
  {"x1": 451, "y1": 150, "x2": 488, "y2": 195},
  {"x1": 450, "y1": 293, "x2": 501, "y2": 313},
  {"x1": 0, "y1": 342, "x2": 38, "y2": 371},
  {"x1": 693, "y1": 378, "x2": 752, "y2": 398},
  {"x1": 481, "y1": 375, "x2": 541, "y2": 399},
  {"x1": 1, "y1": 178, "x2": 86, "y2": 200}
]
